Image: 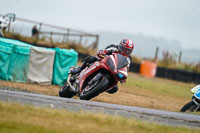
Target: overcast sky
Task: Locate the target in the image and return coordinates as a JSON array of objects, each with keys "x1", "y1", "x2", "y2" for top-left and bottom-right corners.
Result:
[{"x1": 1, "y1": 0, "x2": 200, "y2": 49}]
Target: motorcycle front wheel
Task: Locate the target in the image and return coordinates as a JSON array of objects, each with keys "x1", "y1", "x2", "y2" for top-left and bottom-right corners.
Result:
[
  {"x1": 80, "y1": 76, "x2": 109, "y2": 100},
  {"x1": 180, "y1": 101, "x2": 197, "y2": 112}
]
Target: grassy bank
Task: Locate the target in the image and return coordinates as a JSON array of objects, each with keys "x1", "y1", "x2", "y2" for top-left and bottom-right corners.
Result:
[
  {"x1": 0, "y1": 72, "x2": 196, "y2": 112},
  {"x1": 0, "y1": 101, "x2": 199, "y2": 133},
  {"x1": 93, "y1": 73, "x2": 195, "y2": 111}
]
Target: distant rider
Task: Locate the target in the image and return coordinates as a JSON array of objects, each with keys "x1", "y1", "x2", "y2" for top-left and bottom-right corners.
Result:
[{"x1": 70, "y1": 39, "x2": 134, "y2": 94}]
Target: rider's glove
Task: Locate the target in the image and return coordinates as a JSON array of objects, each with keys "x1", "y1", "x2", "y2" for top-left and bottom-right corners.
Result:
[{"x1": 97, "y1": 50, "x2": 107, "y2": 58}]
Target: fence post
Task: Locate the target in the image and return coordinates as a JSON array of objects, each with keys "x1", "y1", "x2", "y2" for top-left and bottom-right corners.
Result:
[
  {"x1": 179, "y1": 51, "x2": 182, "y2": 63},
  {"x1": 154, "y1": 47, "x2": 159, "y2": 62},
  {"x1": 94, "y1": 35, "x2": 99, "y2": 49},
  {"x1": 38, "y1": 23, "x2": 42, "y2": 33},
  {"x1": 66, "y1": 29, "x2": 70, "y2": 43},
  {"x1": 38, "y1": 23, "x2": 43, "y2": 40},
  {"x1": 62, "y1": 33, "x2": 66, "y2": 43},
  {"x1": 7, "y1": 17, "x2": 11, "y2": 32},
  {"x1": 50, "y1": 32, "x2": 54, "y2": 44},
  {"x1": 79, "y1": 35, "x2": 83, "y2": 44}
]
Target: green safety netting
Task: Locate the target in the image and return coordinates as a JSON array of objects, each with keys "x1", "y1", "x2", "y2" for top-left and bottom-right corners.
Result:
[
  {"x1": 0, "y1": 38, "x2": 31, "y2": 47},
  {"x1": 7, "y1": 45, "x2": 31, "y2": 83},
  {"x1": 0, "y1": 38, "x2": 31, "y2": 82},
  {"x1": 52, "y1": 48, "x2": 78, "y2": 86},
  {"x1": 0, "y1": 43, "x2": 13, "y2": 80},
  {"x1": 0, "y1": 38, "x2": 78, "y2": 85}
]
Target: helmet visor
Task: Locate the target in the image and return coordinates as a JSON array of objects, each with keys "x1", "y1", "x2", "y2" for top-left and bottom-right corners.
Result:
[{"x1": 119, "y1": 45, "x2": 133, "y2": 55}]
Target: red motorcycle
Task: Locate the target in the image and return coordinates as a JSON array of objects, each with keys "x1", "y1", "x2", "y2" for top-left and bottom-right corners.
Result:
[{"x1": 59, "y1": 53, "x2": 128, "y2": 100}]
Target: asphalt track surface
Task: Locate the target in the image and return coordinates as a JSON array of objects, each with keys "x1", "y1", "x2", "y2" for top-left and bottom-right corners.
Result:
[{"x1": 0, "y1": 89, "x2": 200, "y2": 128}]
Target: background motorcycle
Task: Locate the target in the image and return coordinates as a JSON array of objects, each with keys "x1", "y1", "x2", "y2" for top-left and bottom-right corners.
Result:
[
  {"x1": 59, "y1": 53, "x2": 128, "y2": 100},
  {"x1": 180, "y1": 85, "x2": 200, "y2": 112}
]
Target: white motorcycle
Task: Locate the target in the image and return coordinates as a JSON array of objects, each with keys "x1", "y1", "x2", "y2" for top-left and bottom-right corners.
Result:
[
  {"x1": 180, "y1": 85, "x2": 200, "y2": 112},
  {"x1": 0, "y1": 17, "x2": 7, "y2": 37},
  {"x1": 0, "y1": 14, "x2": 13, "y2": 37}
]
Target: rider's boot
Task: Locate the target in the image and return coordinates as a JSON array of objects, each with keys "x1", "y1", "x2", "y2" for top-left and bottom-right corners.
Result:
[
  {"x1": 70, "y1": 59, "x2": 89, "y2": 75},
  {"x1": 106, "y1": 85, "x2": 118, "y2": 94}
]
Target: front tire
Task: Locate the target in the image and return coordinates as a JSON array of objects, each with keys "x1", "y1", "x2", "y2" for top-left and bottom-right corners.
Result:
[
  {"x1": 80, "y1": 76, "x2": 109, "y2": 100},
  {"x1": 180, "y1": 101, "x2": 197, "y2": 112},
  {"x1": 59, "y1": 83, "x2": 75, "y2": 98}
]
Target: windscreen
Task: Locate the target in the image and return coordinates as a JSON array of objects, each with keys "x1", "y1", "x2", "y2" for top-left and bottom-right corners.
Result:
[
  {"x1": 116, "y1": 54, "x2": 128, "y2": 70},
  {"x1": 106, "y1": 57, "x2": 115, "y2": 71}
]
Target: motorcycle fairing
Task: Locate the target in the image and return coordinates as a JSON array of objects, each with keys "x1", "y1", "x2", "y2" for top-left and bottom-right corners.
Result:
[
  {"x1": 116, "y1": 54, "x2": 128, "y2": 70},
  {"x1": 78, "y1": 53, "x2": 128, "y2": 93},
  {"x1": 106, "y1": 54, "x2": 128, "y2": 78},
  {"x1": 191, "y1": 85, "x2": 200, "y2": 99},
  {"x1": 78, "y1": 61, "x2": 108, "y2": 92},
  {"x1": 194, "y1": 88, "x2": 200, "y2": 99}
]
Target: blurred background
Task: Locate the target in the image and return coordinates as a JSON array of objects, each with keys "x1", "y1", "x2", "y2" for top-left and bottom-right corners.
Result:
[{"x1": 0, "y1": 0, "x2": 200, "y2": 72}]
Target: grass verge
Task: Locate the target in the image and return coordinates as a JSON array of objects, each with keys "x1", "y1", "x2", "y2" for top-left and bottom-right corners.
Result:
[
  {"x1": 93, "y1": 73, "x2": 196, "y2": 112},
  {"x1": 0, "y1": 72, "x2": 197, "y2": 112},
  {"x1": 0, "y1": 101, "x2": 199, "y2": 133}
]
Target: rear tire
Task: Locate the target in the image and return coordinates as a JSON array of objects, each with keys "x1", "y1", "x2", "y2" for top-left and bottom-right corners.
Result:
[
  {"x1": 59, "y1": 83, "x2": 75, "y2": 98},
  {"x1": 180, "y1": 101, "x2": 197, "y2": 112},
  {"x1": 80, "y1": 76, "x2": 109, "y2": 100}
]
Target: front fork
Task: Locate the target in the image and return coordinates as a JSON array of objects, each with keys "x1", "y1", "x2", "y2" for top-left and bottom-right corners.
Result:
[
  {"x1": 67, "y1": 67, "x2": 79, "y2": 93},
  {"x1": 192, "y1": 96, "x2": 200, "y2": 111}
]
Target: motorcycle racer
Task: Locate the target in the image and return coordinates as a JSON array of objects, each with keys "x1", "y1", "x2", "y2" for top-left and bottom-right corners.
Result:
[{"x1": 70, "y1": 39, "x2": 134, "y2": 93}]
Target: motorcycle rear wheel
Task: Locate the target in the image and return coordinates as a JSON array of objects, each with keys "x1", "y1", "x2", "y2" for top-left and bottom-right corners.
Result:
[
  {"x1": 59, "y1": 83, "x2": 75, "y2": 98},
  {"x1": 80, "y1": 76, "x2": 109, "y2": 100},
  {"x1": 180, "y1": 101, "x2": 197, "y2": 112}
]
